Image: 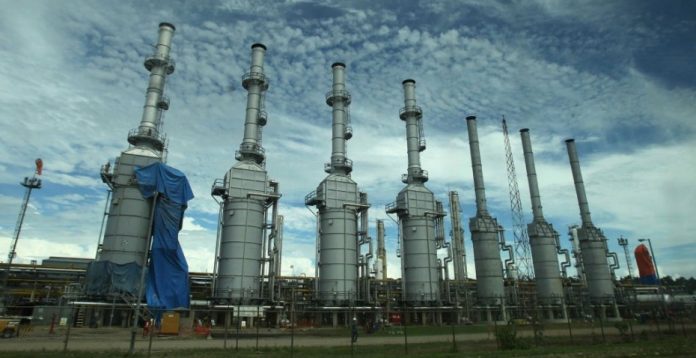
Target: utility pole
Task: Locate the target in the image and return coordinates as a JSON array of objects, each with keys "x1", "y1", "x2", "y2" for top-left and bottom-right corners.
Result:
[{"x1": 2, "y1": 159, "x2": 43, "y2": 313}]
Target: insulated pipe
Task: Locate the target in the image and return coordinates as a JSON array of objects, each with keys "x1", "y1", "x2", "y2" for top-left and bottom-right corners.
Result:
[
  {"x1": 240, "y1": 43, "x2": 268, "y2": 162},
  {"x1": 565, "y1": 139, "x2": 592, "y2": 226},
  {"x1": 137, "y1": 22, "x2": 175, "y2": 142},
  {"x1": 327, "y1": 63, "x2": 351, "y2": 174},
  {"x1": 466, "y1": 116, "x2": 488, "y2": 215},
  {"x1": 520, "y1": 129, "x2": 544, "y2": 221},
  {"x1": 401, "y1": 80, "x2": 425, "y2": 183}
]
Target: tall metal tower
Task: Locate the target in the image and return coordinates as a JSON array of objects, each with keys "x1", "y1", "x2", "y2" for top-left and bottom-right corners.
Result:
[
  {"x1": 2, "y1": 159, "x2": 42, "y2": 311},
  {"x1": 617, "y1": 236, "x2": 633, "y2": 280},
  {"x1": 386, "y1": 79, "x2": 446, "y2": 305},
  {"x1": 305, "y1": 62, "x2": 370, "y2": 305},
  {"x1": 211, "y1": 44, "x2": 281, "y2": 304},
  {"x1": 85, "y1": 23, "x2": 176, "y2": 297},
  {"x1": 502, "y1": 118, "x2": 533, "y2": 279}
]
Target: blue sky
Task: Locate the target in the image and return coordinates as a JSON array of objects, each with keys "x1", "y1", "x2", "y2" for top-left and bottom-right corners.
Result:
[{"x1": 0, "y1": 0, "x2": 694, "y2": 280}]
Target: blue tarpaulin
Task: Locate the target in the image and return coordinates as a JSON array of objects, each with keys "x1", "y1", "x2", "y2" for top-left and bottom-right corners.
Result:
[{"x1": 135, "y1": 162, "x2": 194, "y2": 311}]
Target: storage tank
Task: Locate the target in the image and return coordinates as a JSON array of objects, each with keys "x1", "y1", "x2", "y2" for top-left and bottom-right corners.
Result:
[
  {"x1": 520, "y1": 129, "x2": 565, "y2": 305},
  {"x1": 86, "y1": 23, "x2": 177, "y2": 296},
  {"x1": 305, "y1": 63, "x2": 369, "y2": 305},
  {"x1": 386, "y1": 80, "x2": 445, "y2": 305},
  {"x1": 465, "y1": 116, "x2": 505, "y2": 306},
  {"x1": 211, "y1": 44, "x2": 281, "y2": 304},
  {"x1": 634, "y1": 244, "x2": 658, "y2": 285},
  {"x1": 565, "y1": 139, "x2": 615, "y2": 304}
]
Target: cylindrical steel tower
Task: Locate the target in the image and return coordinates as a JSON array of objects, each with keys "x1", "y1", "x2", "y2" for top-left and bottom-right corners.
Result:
[
  {"x1": 305, "y1": 63, "x2": 369, "y2": 305},
  {"x1": 386, "y1": 80, "x2": 445, "y2": 305},
  {"x1": 520, "y1": 129, "x2": 564, "y2": 305},
  {"x1": 96, "y1": 23, "x2": 176, "y2": 268},
  {"x1": 465, "y1": 116, "x2": 505, "y2": 306},
  {"x1": 212, "y1": 44, "x2": 281, "y2": 304},
  {"x1": 565, "y1": 139, "x2": 615, "y2": 303},
  {"x1": 376, "y1": 219, "x2": 387, "y2": 280},
  {"x1": 448, "y1": 191, "x2": 467, "y2": 281}
]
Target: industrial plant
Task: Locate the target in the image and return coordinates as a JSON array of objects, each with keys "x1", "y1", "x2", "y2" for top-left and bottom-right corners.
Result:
[{"x1": 2, "y1": 22, "x2": 692, "y2": 344}]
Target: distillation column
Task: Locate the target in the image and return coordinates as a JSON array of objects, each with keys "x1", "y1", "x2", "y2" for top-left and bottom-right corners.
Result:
[
  {"x1": 386, "y1": 80, "x2": 445, "y2": 305},
  {"x1": 465, "y1": 116, "x2": 506, "y2": 321},
  {"x1": 375, "y1": 220, "x2": 387, "y2": 280},
  {"x1": 87, "y1": 23, "x2": 176, "y2": 296},
  {"x1": 448, "y1": 191, "x2": 467, "y2": 281},
  {"x1": 520, "y1": 129, "x2": 567, "y2": 319},
  {"x1": 565, "y1": 139, "x2": 617, "y2": 318},
  {"x1": 212, "y1": 44, "x2": 281, "y2": 304},
  {"x1": 305, "y1": 63, "x2": 369, "y2": 305}
]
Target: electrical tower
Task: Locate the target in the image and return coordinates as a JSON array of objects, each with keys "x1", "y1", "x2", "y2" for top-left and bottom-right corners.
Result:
[{"x1": 502, "y1": 118, "x2": 533, "y2": 279}]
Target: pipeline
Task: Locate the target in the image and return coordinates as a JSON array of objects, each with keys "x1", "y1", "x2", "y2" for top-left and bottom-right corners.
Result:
[
  {"x1": 499, "y1": 227, "x2": 515, "y2": 279},
  {"x1": 555, "y1": 233, "x2": 571, "y2": 279},
  {"x1": 608, "y1": 250, "x2": 620, "y2": 280}
]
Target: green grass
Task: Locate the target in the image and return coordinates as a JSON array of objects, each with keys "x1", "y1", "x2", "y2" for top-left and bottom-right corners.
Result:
[{"x1": 4, "y1": 335, "x2": 695, "y2": 357}]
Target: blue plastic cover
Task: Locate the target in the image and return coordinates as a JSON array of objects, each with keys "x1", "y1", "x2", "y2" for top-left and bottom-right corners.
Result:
[{"x1": 135, "y1": 162, "x2": 194, "y2": 311}]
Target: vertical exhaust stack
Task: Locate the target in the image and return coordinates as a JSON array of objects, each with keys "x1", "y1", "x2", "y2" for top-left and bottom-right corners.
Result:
[
  {"x1": 386, "y1": 80, "x2": 445, "y2": 305},
  {"x1": 305, "y1": 63, "x2": 369, "y2": 305},
  {"x1": 376, "y1": 219, "x2": 387, "y2": 280},
  {"x1": 465, "y1": 116, "x2": 505, "y2": 309},
  {"x1": 86, "y1": 23, "x2": 177, "y2": 296},
  {"x1": 448, "y1": 191, "x2": 467, "y2": 281},
  {"x1": 130, "y1": 22, "x2": 176, "y2": 152},
  {"x1": 211, "y1": 44, "x2": 281, "y2": 304},
  {"x1": 565, "y1": 139, "x2": 615, "y2": 304},
  {"x1": 520, "y1": 129, "x2": 565, "y2": 307}
]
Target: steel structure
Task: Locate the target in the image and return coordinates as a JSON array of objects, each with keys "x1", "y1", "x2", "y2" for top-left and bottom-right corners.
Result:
[
  {"x1": 2, "y1": 161, "x2": 42, "y2": 311},
  {"x1": 465, "y1": 116, "x2": 506, "y2": 308},
  {"x1": 568, "y1": 225, "x2": 587, "y2": 285},
  {"x1": 386, "y1": 80, "x2": 445, "y2": 305},
  {"x1": 617, "y1": 236, "x2": 633, "y2": 280},
  {"x1": 502, "y1": 119, "x2": 533, "y2": 279},
  {"x1": 565, "y1": 139, "x2": 617, "y2": 304},
  {"x1": 375, "y1": 220, "x2": 387, "y2": 280},
  {"x1": 305, "y1": 63, "x2": 370, "y2": 305},
  {"x1": 211, "y1": 44, "x2": 281, "y2": 304},
  {"x1": 520, "y1": 129, "x2": 570, "y2": 310},
  {"x1": 93, "y1": 23, "x2": 175, "y2": 269},
  {"x1": 448, "y1": 191, "x2": 467, "y2": 281}
]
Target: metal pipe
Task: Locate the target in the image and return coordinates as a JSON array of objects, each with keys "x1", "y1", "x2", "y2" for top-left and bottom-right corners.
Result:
[
  {"x1": 129, "y1": 192, "x2": 158, "y2": 355},
  {"x1": 499, "y1": 228, "x2": 515, "y2": 278},
  {"x1": 520, "y1": 129, "x2": 544, "y2": 221},
  {"x1": 466, "y1": 116, "x2": 488, "y2": 215},
  {"x1": 565, "y1": 139, "x2": 592, "y2": 226},
  {"x1": 137, "y1": 23, "x2": 175, "y2": 144}
]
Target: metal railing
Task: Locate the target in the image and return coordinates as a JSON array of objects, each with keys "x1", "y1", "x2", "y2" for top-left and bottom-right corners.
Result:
[
  {"x1": 242, "y1": 71, "x2": 269, "y2": 90},
  {"x1": 399, "y1": 105, "x2": 423, "y2": 120},
  {"x1": 325, "y1": 89, "x2": 351, "y2": 106}
]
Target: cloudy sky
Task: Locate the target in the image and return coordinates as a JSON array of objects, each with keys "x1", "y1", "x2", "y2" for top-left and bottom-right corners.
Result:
[{"x1": 1, "y1": 0, "x2": 694, "y2": 281}]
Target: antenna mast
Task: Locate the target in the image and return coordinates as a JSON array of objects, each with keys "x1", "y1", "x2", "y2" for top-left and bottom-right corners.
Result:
[{"x1": 502, "y1": 117, "x2": 533, "y2": 279}]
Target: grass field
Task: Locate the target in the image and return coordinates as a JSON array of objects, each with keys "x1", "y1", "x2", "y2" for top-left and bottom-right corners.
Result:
[{"x1": 3, "y1": 333, "x2": 694, "y2": 357}]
